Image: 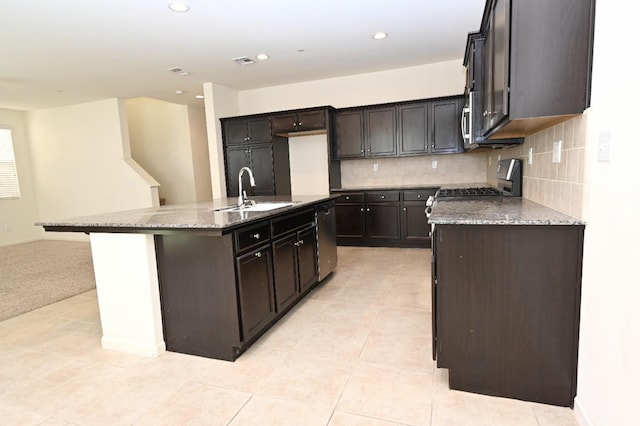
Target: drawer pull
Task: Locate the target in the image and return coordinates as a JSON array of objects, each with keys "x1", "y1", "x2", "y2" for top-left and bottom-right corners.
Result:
[
  {"x1": 252, "y1": 233, "x2": 261, "y2": 239},
  {"x1": 254, "y1": 251, "x2": 262, "y2": 258},
  {"x1": 345, "y1": 196, "x2": 350, "y2": 200},
  {"x1": 381, "y1": 195, "x2": 385, "y2": 199},
  {"x1": 417, "y1": 195, "x2": 421, "y2": 198}
]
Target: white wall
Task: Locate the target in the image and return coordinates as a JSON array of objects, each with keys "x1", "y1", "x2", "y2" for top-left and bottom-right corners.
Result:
[
  {"x1": 574, "y1": 2, "x2": 640, "y2": 425},
  {"x1": 187, "y1": 105, "x2": 213, "y2": 201},
  {"x1": 237, "y1": 60, "x2": 466, "y2": 114},
  {"x1": 203, "y1": 83, "x2": 239, "y2": 198},
  {"x1": 288, "y1": 134, "x2": 330, "y2": 196},
  {"x1": 0, "y1": 108, "x2": 41, "y2": 246},
  {"x1": 27, "y1": 99, "x2": 159, "y2": 240},
  {"x1": 126, "y1": 98, "x2": 211, "y2": 205}
]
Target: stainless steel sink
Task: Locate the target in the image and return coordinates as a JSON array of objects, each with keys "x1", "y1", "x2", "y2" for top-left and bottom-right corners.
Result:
[{"x1": 213, "y1": 202, "x2": 294, "y2": 213}]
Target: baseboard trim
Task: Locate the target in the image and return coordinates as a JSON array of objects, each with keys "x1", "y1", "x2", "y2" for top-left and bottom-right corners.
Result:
[
  {"x1": 574, "y1": 397, "x2": 594, "y2": 426},
  {"x1": 0, "y1": 237, "x2": 43, "y2": 247}
]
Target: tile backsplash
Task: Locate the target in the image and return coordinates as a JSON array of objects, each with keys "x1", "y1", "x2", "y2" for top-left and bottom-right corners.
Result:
[
  {"x1": 486, "y1": 115, "x2": 586, "y2": 219},
  {"x1": 340, "y1": 151, "x2": 488, "y2": 188}
]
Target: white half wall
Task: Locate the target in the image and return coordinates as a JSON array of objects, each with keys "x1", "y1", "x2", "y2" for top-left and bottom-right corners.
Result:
[
  {"x1": 27, "y1": 99, "x2": 159, "y2": 240},
  {"x1": 0, "y1": 108, "x2": 41, "y2": 246}
]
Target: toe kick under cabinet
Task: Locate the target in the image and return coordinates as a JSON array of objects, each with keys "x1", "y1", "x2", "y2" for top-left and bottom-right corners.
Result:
[
  {"x1": 432, "y1": 224, "x2": 584, "y2": 407},
  {"x1": 155, "y1": 208, "x2": 319, "y2": 361}
]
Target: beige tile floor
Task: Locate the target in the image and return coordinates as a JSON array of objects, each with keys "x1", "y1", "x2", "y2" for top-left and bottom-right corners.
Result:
[{"x1": 0, "y1": 246, "x2": 579, "y2": 425}]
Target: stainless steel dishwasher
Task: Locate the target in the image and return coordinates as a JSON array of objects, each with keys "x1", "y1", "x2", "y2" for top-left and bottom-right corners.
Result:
[{"x1": 316, "y1": 201, "x2": 337, "y2": 280}]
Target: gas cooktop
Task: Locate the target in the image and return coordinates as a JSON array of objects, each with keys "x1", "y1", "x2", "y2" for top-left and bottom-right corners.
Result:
[{"x1": 436, "y1": 187, "x2": 505, "y2": 199}]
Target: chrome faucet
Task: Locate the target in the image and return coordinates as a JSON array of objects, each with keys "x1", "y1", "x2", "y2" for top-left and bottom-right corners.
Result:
[{"x1": 238, "y1": 166, "x2": 256, "y2": 207}]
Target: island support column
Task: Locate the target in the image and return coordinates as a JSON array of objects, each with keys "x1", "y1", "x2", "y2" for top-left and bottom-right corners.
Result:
[{"x1": 89, "y1": 233, "x2": 166, "y2": 357}]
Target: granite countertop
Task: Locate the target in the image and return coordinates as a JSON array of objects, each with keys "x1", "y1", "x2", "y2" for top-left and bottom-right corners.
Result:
[
  {"x1": 429, "y1": 198, "x2": 585, "y2": 226},
  {"x1": 37, "y1": 195, "x2": 337, "y2": 234},
  {"x1": 332, "y1": 185, "x2": 440, "y2": 192}
]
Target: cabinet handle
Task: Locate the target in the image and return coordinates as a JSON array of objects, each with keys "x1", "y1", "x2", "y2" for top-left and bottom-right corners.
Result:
[
  {"x1": 345, "y1": 196, "x2": 350, "y2": 200},
  {"x1": 417, "y1": 195, "x2": 421, "y2": 198},
  {"x1": 360, "y1": 208, "x2": 364, "y2": 212},
  {"x1": 254, "y1": 251, "x2": 262, "y2": 258},
  {"x1": 252, "y1": 233, "x2": 261, "y2": 239},
  {"x1": 298, "y1": 240, "x2": 304, "y2": 245},
  {"x1": 298, "y1": 122, "x2": 302, "y2": 126},
  {"x1": 381, "y1": 195, "x2": 385, "y2": 199},
  {"x1": 360, "y1": 149, "x2": 364, "y2": 153},
  {"x1": 367, "y1": 208, "x2": 370, "y2": 212},
  {"x1": 404, "y1": 207, "x2": 407, "y2": 211}
]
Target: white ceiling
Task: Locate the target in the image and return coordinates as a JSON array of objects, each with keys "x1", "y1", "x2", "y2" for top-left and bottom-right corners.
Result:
[{"x1": 1, "y1": 0, "x2": 486, "y2": 111}]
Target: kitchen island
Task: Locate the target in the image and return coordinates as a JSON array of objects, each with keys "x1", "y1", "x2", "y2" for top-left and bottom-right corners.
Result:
[
  {"x1": 38, "y1": 195, "x2": 337, "y2": 361},
  {"x1": 430, "y1": 198, "x2": 584, "y2": 407}
]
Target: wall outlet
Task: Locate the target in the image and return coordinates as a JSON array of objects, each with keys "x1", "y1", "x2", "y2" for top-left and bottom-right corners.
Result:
[
  {"x1": 431, "y1": 160, "x2": 438, "y2": 169},
  {"x1": 528, "y1": 147, "x2": 533, "y2": 165},
  {"x1": 373, "y1": 163, "x2": 379, "y2": 172},
  {"x1": 552, "y1": 140, "x2": 562, "y2": 163}
]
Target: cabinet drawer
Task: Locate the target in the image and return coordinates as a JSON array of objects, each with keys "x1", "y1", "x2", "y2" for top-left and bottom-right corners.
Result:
[
  {"x1": 235, "y1": 222, "x2": 270, "y2": 253},
  {"x1": 335, "y1": 193, "x2": 364, "y2": 203},
  {"x1": 403, "y1": 189, "x2": 437, "y2": 201},
  {"x1": 272, "y1": 209, "x2": 315, "y2": 238},
  {"x1": 366, "y1": 191, "x2": 399, "y2": 202}
]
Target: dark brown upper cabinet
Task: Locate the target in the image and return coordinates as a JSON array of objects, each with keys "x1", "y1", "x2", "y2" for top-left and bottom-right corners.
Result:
[
  {"x1": 430, "y1": 98, "x2": 465, "y2": 154},
  {"x1": 335, "y1": 110, "x2": 365, "y2": 158},
  {"x1": 397, "y1": 103, "x2": 429, "y2": 155},
  {"x1": 477, "y1": 0, "x2": 595, "y2": 139},
  {"x1": 365, "y1": 107, "x2": 397, "y2": 157},
  {"x1": 271, "y1": 109, "x2": 327, "y2": 135},
  {"x1": 223, "y1": 117, "x2": 272, "y2": 145}
]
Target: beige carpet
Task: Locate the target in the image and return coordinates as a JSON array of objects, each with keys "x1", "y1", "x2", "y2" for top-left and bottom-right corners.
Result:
[{"x1": 0, "y1": 240, "x2": 96, "y2": 321}]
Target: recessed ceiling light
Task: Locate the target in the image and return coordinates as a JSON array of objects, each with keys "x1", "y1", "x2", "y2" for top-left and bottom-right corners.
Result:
[
  {"x1": 168, "y1": 2, "x2": 190, "y2": 13},
  {"x1": 372, "y1": 32, "x2": 388, "y2": 40},
  {"x1": 256, "y1": 53, "x2": 269, "y2": 61}
]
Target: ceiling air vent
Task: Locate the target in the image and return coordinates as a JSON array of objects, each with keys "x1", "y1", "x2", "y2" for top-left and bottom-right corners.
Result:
[{"x1": 231, "y1": 56, "x2": 255, "y2": 66}]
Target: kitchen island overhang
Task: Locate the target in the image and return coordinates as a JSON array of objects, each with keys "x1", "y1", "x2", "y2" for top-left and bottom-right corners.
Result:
[{"x1": 37, "y1": 195, "x2": 338, "y2": 361}]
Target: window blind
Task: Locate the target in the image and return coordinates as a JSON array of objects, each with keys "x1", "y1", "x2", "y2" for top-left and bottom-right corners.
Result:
[{"x1": 0, "y1": 128, "x2": 21, "y2": 199}]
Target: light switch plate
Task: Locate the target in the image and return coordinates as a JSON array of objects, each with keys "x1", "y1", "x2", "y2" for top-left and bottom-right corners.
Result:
[
  {"x1": 373, "y1": 163, "x2": 379, "y2": 172},
  {"x1": 552, "y1": 140, "x2": 562, "y2": 163},
  {"x1": 432, "y1": 160, "x2": 438, "y2": 169},
  {"x1": 597, "y1": 132, "x2": 611, "y2": 162}
]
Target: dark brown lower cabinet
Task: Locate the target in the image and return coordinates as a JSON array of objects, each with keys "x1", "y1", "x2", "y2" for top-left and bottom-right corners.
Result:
[
  {"x1": 432, "y1": 224, "x2": 584, "y2": 407},
  {"x1": 334, "y1": 188, "x2": 436, "y2": 248},
  {"x1": 236, "y1": 245, "x2": 275, "y2": 341},
  {"x1": 272, "y1": 225, "x2": 317, "y2": 313},
  {"x1": 155, "y1": 206, "x2": 325, "y2": 362}
]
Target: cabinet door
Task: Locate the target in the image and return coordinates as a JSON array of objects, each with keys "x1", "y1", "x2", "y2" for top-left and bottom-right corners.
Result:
[
  {"x1": 248, "y1": 143, "x2": 275, "y2": 196},
  {"x1": 335, "y1": 203, "x2": 365, "y2": 238},
  {"x1": 272, "y1": 235, "x2": 300, "y2": 312},
  {"x1": 430, "y1": 99, "x2": 463, "y2": 154},
  {"x1": 271, "y1": 114, "x2": 298, "y2": 133},
  {"x1": 236, "y1": 246, "x2": 275, "y2": 341},
  {"x1": 224, "y1": 120, "x2": 249, "y2": 145},
  {"x1": 335, "y1": 111, "x2": 365, "y2": 158},
  {"x1": 366, "y1": 203, "x2": 400, "y2": 240},
  {"x1": 226, "y1": 146, "x2": 250, "y2": 197},
  {"x1": 297, "y1": 111, "x2": 326, "y2": 131},
  {"x1": 247, "y1": 118, "x2": 272, "y2": 143},
  {"x1": 491, "y1": 0, "x2": 510, "y2": 129},
  {"x1": 398, "y1": 103, "x2": 428, "y2": 155},
  {"x1": 297, "y1": 226, "x2": 318, "y2": 292},
  {"x1": 482, "y1": 0, "x2": 510, "y2": 134},
  {"x1": 402, "y1": 203, "x2": 430, "y2": 242},
  {"x1": 365, "y1": 107, "x2": 397, "y2": 157}
]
